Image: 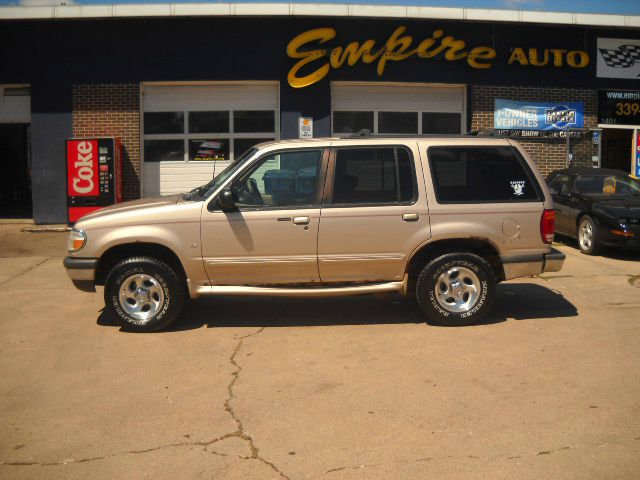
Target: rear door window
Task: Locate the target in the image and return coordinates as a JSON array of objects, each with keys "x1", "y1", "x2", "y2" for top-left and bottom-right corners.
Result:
[
  {"x1": 330, "y1": 147, "x2": 416, "y2": 205},
  {"x1": 427, "y1": 146, "x2": 541, "y2": 203}
]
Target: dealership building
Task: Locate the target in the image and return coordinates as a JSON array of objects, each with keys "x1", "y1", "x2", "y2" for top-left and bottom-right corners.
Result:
[{"x1": 1, "y1": 3, "x2": 639, "y2": 223}]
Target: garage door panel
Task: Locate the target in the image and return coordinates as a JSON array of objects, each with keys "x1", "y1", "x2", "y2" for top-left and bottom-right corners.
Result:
[
  {"x1": 331, "y1": 83, "x2": 464, "y2": 112},
  {"x1": 144, "y1": 161, "x2": 230, "y2": 196},
  {"x1": 144, "y1": 84, "x2": 278, "y2": 112}
]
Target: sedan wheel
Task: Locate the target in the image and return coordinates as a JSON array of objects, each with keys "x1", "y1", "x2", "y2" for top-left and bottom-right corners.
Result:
[{"x1": 578, "y1": 215, "x2": 600, "y2": 255}]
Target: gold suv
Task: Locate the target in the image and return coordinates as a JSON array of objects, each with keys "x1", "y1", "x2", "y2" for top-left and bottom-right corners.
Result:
[{"x1": 64, "y1": 135, "x2": 565, "y2": 332}]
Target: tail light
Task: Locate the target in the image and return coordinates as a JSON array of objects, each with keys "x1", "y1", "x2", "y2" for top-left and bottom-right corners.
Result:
[{"x1": 540, "y1": 209, "x2": 555, "y2": 244}]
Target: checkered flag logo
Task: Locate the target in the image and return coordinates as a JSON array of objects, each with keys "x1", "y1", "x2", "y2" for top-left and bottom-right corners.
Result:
[{"x1": 598, "y1": 44, "x2": 640, "y2": 69}]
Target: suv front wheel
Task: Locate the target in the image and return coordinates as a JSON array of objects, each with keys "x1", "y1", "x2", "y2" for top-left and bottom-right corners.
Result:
[
  {"x1": 104, "y1": 257, "x2": 185, "y2": 332},
  {"x1": 416, "y1": 253, "x2": 496, "y2": 326}
]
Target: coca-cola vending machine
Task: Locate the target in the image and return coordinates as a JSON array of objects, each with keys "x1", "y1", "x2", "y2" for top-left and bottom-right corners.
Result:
[{"x1": 66, "y1": 137, "x2": 123, "y2": 223}]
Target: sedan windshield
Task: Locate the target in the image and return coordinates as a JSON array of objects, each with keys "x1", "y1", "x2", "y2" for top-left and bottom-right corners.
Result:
[
  {"x1": 574, "y1": 174, "x2": 640, "y2": 197},
  {"x1": 182, "y1": 148, "x2": 259, "y2": 200}
]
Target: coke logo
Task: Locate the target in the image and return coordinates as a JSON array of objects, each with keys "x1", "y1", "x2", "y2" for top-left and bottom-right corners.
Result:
[{"x1": 67, "y1": 140, "x2": 98, "y2": 197}]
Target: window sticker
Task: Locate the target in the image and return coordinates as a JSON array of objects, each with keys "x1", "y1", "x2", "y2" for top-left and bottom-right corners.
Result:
[
  {"x1": 603, "y1": 176, "x2": 617, "y2": 194},
  {"x1": 510, "y1": 180, "x2": 526, "y2": 196}
]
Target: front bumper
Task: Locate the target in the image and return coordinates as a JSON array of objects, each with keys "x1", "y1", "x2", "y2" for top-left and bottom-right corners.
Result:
[
  {"x1": 63, "y1": 257, "x2": 98, "y2": 292},
  {"x1": 599, "y1": 226, "x2": 640, "y2": 249},
  {"x1": 501, "y1": 247, "x2": 566, "y2": 280}
]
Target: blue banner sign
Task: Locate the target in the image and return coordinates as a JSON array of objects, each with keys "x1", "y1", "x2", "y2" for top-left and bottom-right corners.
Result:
[{"x1": 494, "y1": 99, "x2": 584, "y2": 131}]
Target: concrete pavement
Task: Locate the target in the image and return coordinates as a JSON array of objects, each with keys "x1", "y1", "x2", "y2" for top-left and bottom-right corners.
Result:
[{"x1": 0, "y1": 226, "x2": 639, "y2": 479}]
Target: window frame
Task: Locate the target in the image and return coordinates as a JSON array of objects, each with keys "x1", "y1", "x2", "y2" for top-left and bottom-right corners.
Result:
[
  {"x1": 142, "y1": 108, "x2": 278, "y2": 163},
  {"x1": 426, "y1": 145, "x2": 544, "y2": 205},
  {"x1": 324, "y1": 145, "x2": 419, "y2": 208},
  {"x1": 331, "y1": 110, "x2": 464, "y2": 136},
  {"x1": 207, "y1": 147, "x2": 330, "y2": 212}
]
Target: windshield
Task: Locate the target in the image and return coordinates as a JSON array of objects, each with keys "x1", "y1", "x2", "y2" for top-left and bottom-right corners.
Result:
[
  {"x1": 182, "y1": 148, "x2": 259, "y2": 200},
  {"x1": 574, "y1": 174, "x2": 640, "y2": 197}
]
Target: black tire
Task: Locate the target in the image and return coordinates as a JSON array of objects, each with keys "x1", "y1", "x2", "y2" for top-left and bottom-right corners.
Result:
[
  {"x1": 104, "y1": 256, "x2": 185, "y2": 332},
  {"x1": 577, "y1": 215, "x2": 600, "y2": 255},
  {"x1": 416, "y1": 253, "x2": 496, "y2": 326}
]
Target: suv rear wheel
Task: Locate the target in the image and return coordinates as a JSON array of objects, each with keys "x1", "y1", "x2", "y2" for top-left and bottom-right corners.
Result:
[
  {"x1": 416, "y1": 253, "x2": 496, "y2": 326},
  {"x1": 104, "y1": 257, "x2": 185, "y2": 332}
]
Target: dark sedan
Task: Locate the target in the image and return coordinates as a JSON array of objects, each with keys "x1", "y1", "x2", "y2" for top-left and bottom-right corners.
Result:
[{"x1": 546, "y1": 168, "x2": 640, "y2": 255}]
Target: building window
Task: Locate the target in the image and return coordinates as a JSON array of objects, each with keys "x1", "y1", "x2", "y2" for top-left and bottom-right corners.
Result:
[
  {"x1": 144, "y1": 112, "x2": 184, "y2": 134},
  {"x1": 422, "y1": 112, "x2": 462, "y2": 134},
  {"x1": 378, "y1": 112, "x2": 418, "y2": 134},
  {"x1": 143, "y1": 109, "x2": 276, "y2": 162},
  {"x1": 333, "y1": 110, "x2": 463, "y2": 135},
  {"x1": 333, "y1": 111, "x2": 374, "y2": 134}
]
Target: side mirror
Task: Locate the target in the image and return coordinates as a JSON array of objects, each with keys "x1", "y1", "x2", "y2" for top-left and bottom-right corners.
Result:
[{"x1": 218, "y1": 188, "x2": 236, "y2": 211}]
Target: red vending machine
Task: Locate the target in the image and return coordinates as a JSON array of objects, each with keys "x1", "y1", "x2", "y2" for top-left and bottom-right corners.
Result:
[{"x1": 66, "y1": 137, "x2": 123, "y2": 223}]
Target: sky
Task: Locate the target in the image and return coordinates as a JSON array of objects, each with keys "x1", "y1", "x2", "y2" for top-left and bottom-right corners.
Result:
[{"x1": 2, "y1": 0, "x2": 640, "y2": 16}]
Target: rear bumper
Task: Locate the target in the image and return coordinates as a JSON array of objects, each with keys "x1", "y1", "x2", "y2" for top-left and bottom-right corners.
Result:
[
  {"x1": 64, "y1": 257, "x2": 98, "y2": 292},
  {"x1": 542, "y1": 248, "x2": 565, "y2": 273},
  {"x1": 501, "y1": 247, "x2": 565, "y2": 280}
]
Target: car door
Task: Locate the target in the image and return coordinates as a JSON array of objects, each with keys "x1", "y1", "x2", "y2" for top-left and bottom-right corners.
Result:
[
  {"x1": 548, "y1": 174, "x2": 572, "y2": 234},
  {"x1": 201, "y1": 148, "x2": 327, "y2": 285},
  {"x1": 317, "y1": 144, "x2": 429, "y2": 283}
]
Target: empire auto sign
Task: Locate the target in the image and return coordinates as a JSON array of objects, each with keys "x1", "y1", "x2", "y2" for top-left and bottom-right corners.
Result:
[{"x1": 286, "y1": 26, "x2": 590, "y2": 88}]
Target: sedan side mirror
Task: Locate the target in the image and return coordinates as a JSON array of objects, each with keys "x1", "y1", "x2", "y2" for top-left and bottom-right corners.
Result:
[{"x1": 218, "y1": 188, "x2": 236, "y2": 211}]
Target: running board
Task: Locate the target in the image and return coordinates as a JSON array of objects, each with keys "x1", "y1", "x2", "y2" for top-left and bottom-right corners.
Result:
[{"x1": 195, "y1": 275, "x2": 408, "y2": 298}]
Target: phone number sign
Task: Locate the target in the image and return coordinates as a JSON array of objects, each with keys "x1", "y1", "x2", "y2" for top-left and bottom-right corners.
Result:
[{"x1": 598, "y1": 90, "x2": 640, "y2": 125}]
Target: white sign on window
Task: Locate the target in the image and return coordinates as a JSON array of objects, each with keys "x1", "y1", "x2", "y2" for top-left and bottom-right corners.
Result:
[
  {"x1": 597, "y1": 38, "x2": 640, "y2": 79},
  {"x1": 298, "y1": 117, "x2": 313, "y2": 138}
]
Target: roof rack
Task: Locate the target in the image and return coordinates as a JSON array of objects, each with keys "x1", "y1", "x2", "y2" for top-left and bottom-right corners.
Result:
[
  {"x1": 466, "y1": 129, "x2": 503, "y2": 137},
  {"x1": 341, "y1": 128, "x2": 505, "y2": 139}
]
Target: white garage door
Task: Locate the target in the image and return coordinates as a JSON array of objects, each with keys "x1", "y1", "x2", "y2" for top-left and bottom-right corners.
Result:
[
  {"x1": 142, "y1": 83, "x2": 279, "y2": 197},
  {"x1": 0, "y1": 86, "x2": 31, "y2": 123},
  {"x1": 331, "y1": 82, "x2": 465, "y2": 136}
]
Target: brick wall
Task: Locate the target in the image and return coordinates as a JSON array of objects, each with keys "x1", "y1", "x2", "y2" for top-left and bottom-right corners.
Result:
[
  {"x1": 73, "y1": 84, "x2": 141, "y2": 200},
  {"x1": 470, "y1": 85, "x2": 598, "y2": 176}
]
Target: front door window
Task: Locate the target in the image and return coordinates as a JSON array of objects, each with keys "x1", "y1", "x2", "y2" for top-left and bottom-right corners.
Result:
[{"x1": 230, "y1": 150, "x2": 323, "y2": 208}]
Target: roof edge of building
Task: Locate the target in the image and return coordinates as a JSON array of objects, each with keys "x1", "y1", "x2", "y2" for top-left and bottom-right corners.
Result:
[{"x1": 0, "y1": 3, "x2": 639, "y2": 28}]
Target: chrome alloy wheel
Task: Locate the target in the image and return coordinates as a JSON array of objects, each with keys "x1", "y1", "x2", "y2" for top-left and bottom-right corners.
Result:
[
  {"x1": 434, "y1": 266, "x2": 481, "y2": 313},
  {"x1": 118, "y1": 273, "x2": 165, "y2": 323},
  {"x1": 579, "y1": 218, "x2": 593, "y2": 251}
]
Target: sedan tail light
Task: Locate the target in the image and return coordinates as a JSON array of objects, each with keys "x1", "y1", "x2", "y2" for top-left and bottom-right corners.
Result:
[{"x1": 540, "y1": 209, "x2": 555, "y2": 244}]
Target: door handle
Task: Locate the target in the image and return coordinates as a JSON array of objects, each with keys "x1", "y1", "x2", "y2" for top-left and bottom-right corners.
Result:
[
  {"x1": 402, "y1": 213, "x2": 419, "y2": 222},
  {"x1": 293, "y1": 216, "x2": 310, "y2": 225}
]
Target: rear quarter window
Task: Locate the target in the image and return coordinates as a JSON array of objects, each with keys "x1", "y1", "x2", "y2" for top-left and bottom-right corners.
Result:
[{"x1": 427, "y1": 146, "x2": 542, "y2": 203}]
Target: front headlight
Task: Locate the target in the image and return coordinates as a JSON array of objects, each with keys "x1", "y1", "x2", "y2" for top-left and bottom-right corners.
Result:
[{"x1": 67, "y1": 229, "x2": 87, "y2": 253}]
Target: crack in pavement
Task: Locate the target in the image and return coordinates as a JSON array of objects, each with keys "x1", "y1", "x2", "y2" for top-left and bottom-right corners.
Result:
[
  {"x1": 222, "y1": 326, "x2": 291, "y2": 479},
  {"x1": 0, "y1": 257, "x2": 50, "y2": 288},
  {"x1": 0, "y1": 433, "x2": 238, "y2": 467},
  {"x1": 319, "y1": 436, "x2": 640, "y2": 476},
  {"x1": 3, "y1": 325, "x2": 290, "y2": 479}
]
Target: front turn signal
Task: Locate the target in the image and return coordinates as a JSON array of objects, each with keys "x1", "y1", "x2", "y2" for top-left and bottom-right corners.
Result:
[{"x1": 67, "y1": 229, "x2": 87, "y2": 253}]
